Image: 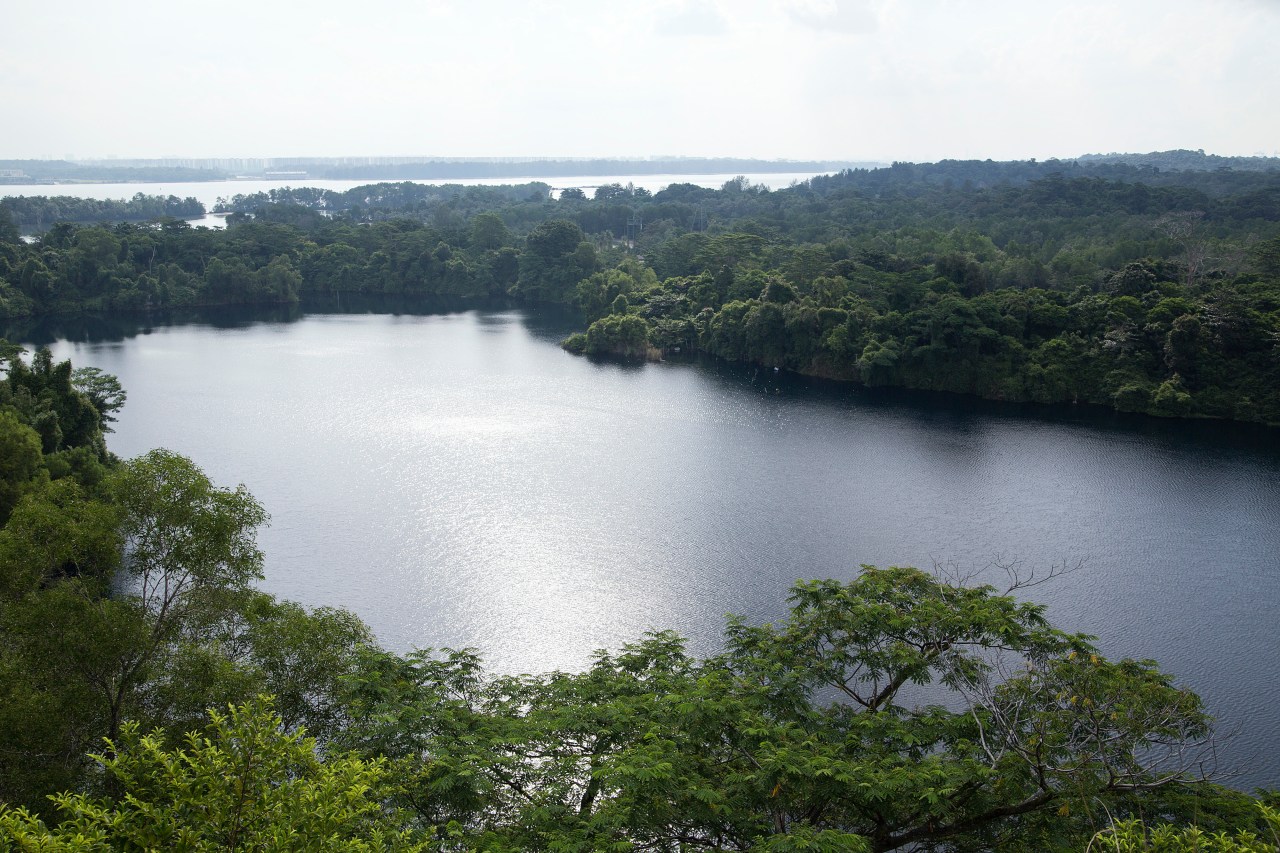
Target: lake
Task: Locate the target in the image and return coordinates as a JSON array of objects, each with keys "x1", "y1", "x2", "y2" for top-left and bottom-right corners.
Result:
[{"x1": 17, "y1": 300, "x2": 1280, "y2": 790}]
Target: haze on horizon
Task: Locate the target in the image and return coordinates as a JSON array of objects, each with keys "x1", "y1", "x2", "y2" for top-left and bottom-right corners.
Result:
[{"x1": 2, "y1": 0, "x2": 1277, "y2": 164}]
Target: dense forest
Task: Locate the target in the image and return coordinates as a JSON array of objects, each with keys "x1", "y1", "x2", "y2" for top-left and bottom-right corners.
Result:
[
  {"x1": 2, "y1": 156, "x2": 1279, "y2": 426},
  {"x1": 0, "y1": 343, "x2": 1277, "y2": 850},
  {"x1": 0, "y1": 193, "x2": 205, "y2": 231}
]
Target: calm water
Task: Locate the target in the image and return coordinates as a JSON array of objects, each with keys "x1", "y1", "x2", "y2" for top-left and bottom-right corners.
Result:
[{"x1": 17, "y1": 302, "x2": 1280, "y2": 789}]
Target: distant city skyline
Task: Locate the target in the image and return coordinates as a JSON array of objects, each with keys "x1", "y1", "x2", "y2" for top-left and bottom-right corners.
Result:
[{"x1": 2, "y1": 0, "x2": 1277, "y2": 162}]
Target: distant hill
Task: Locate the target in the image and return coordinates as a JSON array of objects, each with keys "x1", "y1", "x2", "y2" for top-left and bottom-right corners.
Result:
[
  {"x1": 1076, "y1": 149, "x2": 1280, "y2": 172},
  {"x1": 3, "y1": 151, "x2": 1278, "y2": 186},
  {"x1": 0, "y1": 160, "x2": 227, "y2": 184}
]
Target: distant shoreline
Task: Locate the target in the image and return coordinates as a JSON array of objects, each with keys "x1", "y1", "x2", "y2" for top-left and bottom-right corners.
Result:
[{"x1": 0, "y1": 158, "x2": 882, "y2": 186}]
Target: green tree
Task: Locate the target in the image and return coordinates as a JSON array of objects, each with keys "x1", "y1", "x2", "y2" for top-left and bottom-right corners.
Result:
[
  {"x1": 4, "y1": 348, "x2": 103, "y2": 454},
  {"x1": 0, "y1": 410, "x2": 45, "y2": 524},
  {"x1": 1091, "y1": 803, "x2": 1280, "y2": 852},
  {"x1": 0, "y1": 207, "x2": 18, "y2": 245},
  {"x1": 584, "y1": 314, "x2": 652, "y2": 358},
  {"x1": 93, "y1": 450, "x2": 267, "y2": 740},
  {"x1": 256, "y1": 255, "x2": 302, "y2": 303},
  {"x1": 0, "y1": 697, "x2": 426, "y2": 851},
  {"x1": 0, "y1": 478, "x2": 119, "y2": 600},
  {"x1": 1152, "y1": 375, "x2": 1194, "y2": 417},
  {"x1": 70, "y1": 367, "x2": 127, "y2": 433},
  {"x1": 339, "y1": 566, "x2": 1217, "y2": 852},
  {"x1": 0, "y1": 480, "x2": 123, "y2": 809},
  {"x1": 228, "y1": 595, "x2": 376, "y2": 743},
  {"x1": 203, "y1": 257, "x2": 256, "y2": 304},
  {"x1": 573, "y1": 258, "x2": 658, "y2": 320},
  {"x1": 517, "y1": 219, "x2": 597, "y2": 302},
  {"x1": 469, "y1": 211, "x2": 510, "y2": 250}
]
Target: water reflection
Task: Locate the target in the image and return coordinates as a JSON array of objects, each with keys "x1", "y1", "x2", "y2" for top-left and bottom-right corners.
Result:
[{"x1": 19, "y1": 301, "x2": 1280, "y2": 790}]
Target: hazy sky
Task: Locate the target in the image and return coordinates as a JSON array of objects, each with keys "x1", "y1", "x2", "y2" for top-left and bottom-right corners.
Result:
[{"x1": 2, "y1": 0, "x2": 1277, "y2": 162}]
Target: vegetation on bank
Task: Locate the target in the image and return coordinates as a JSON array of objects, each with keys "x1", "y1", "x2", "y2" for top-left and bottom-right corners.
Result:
[
  {"x1": 3, "y1": 154, "x2": 1279, "y2": 423},
  {"x1": 0, "y1": 194, "x2": 205, "y2": 232}
]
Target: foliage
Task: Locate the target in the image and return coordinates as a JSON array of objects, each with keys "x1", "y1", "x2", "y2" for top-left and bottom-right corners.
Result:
[
  {"x1": 0, "y1": 410, "x2": 45, "y2": 523},
  {"x1": 516, "y1": 219, "x2": 598, "y2": 302},
  {"x1": 584, "y1": 313, "x2": 653, "y2": 358},
  {"x1": 0, "y1": 438, "x2": 382, "y2": 814},
  {"x1": 5, "y1": 156, "x2": 1279, "y2": 422},
  {"x1": 0, "y1": 696, "x2": 426, "y2": 851},
  {"x1": 111, "y1": 448, "x2": 267, "y2": 619},
  {"x1": 2, "y1": 348, "x2": 105, "y2": 455},
  {"x1": 332, "y1": 566, "x2": 1225, "y2": 852},
  {"x1": 69, "y1": 367, "x2": 126, "y2": 433},
  {"x1": 1090, "y1": 802, "x2": 1280, "y2": 852},
  {"x1": 0, "y1": 193, "x2": 203, "y2": 231}
]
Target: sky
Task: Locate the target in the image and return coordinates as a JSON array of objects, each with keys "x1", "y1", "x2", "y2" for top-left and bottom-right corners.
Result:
[{"x1": 1, "y1": 0, "x2": 1277, "y2": 163}]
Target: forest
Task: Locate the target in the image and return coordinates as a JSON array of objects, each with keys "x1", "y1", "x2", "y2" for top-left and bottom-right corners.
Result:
[
  {"x1": 0, "y1": 194, "x2": 205, "y2": 232},
  {"x1": 2, "y1": 155, "x2": 1278, "y2": 425},
  {"x1": 0, "y1": 342, "x2": 1278, "y2": 850}
]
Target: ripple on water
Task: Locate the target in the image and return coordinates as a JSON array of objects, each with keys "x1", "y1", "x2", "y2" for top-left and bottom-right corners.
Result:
[{"x1": 40, "y1": 306, "x2": 1280, "y2": 790}]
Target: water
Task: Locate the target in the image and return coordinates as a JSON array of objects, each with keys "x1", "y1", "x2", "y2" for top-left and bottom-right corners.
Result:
[
  {"x1": 1, "y1": 171, "x2": 825, "y2": 230},
  {"x1": 16, "y1": 302, "x2": 1280, "y2": 790}
]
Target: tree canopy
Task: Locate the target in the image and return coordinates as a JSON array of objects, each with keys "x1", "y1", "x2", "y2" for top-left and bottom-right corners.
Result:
[{"x1": 4, "y1": 156, "x2": 1278, "y2": 422}]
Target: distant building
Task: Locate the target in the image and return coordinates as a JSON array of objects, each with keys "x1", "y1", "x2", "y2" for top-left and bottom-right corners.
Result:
[
  {"x1": 0, "y1": 169, "x2": 26, "y2": 178},
  {"x1": 263, "y1": 170, "x2": 308, "y2": 179}
]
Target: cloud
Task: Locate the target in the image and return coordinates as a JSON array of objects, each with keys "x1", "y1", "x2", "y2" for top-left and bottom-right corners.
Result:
[
  {"x1": 655, "y1": 0, "x2": 730, "y2": 36},
  {"x1": 785, "y1": 0, "x2": 878, "y2": 34}
]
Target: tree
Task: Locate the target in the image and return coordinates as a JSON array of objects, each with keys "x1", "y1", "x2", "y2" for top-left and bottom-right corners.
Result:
[
  {"x1": 1091, "y1": 803, "x2": 1280, "y2": 853},
  {"x1": 584, "y1": 313, "x2": 652, "y2": 359},
  {"x1": 227, "y1": 594, "x2": 375, "y2": 742},
  {"x1": 0, "y1": 480, "x2": 124, "y2": 809},
  {"x1": 0, "y1": 478, "x2": 119, "y2": 600},
  {"x1": 526, "y1": 218, "x2": 585, "y2": 259},
  {"x1": 593, "y1": 183, "x2": 629, "y2": 202},
  {"x1": 70, "y1": 367, "x2": 127, "y2": 433},
  {"x1": 469, "y1": 211, "x2": 510, "y2": 251},
  {"x1": 0, "y1": 207, "x2": 18, "y2": 245},
  {"x1": 4, "y1": 348, "x2": 103, "y2": 454},
  {"x1": 706, "y1": 568, "x2": 1216, "y2": 851},
  {"x1": 573, "y1": 259, "x2": 658, "y2": 320},
  {"x1": 339, "y1": 566, "x2": 1218, "y2": 852},
  {"x1": 1157, "y1": 211, "x2": 1210, "y2": 289},
  {"x1": 93, "y1": 450, "x2": 267, "y2": 740},
  {"x1": 0, "y1": 410, "x2": 44, "y2": 524},
  {"x1": 1252, "y1": 236, "x2": 1280, "y2": 280},
  {"x1": 112, "y1": 449, "x2": 266, "y2": 619},
  {"x1": 0, "y1": 697, "x2": 426, "y2": 851},
  {"x1": 0, "y1": 457, "x2": 380, "y2": 814},
  {"x1": 517, "y1": 219, "x2": 597, "y2": 303},
  {"x1": 256, "y1": 255, "x2": 302, "y2": 303},
  {"x1": 203, "y1": 257, "x2": 257, "y2": 303}
]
